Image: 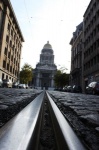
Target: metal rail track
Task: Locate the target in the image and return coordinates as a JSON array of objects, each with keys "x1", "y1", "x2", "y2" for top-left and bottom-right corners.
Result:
[{"x1": 0, "y1": 91, "x2": 87, "y2": 150}]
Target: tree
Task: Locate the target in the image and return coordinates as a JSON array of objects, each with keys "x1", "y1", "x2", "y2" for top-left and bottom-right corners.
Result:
[
  {"x1": 54, "y1": 70, "x2": 61, "y2": 87},
  {"x1": 54, "y1": 70, "x2": 69, "y2": 88},
  {"x1": 20, "y1": 63, "x2": 33, "y2": 84}
]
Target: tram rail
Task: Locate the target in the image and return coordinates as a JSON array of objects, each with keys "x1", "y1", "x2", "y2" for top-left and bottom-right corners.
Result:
[{"x1": 0, "y1": 91, "x2": 87, "y2": 150}]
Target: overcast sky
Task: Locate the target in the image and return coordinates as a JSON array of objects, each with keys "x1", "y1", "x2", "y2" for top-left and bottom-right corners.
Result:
[{"x1": 10, "y1": 0, "x2": 91, "y2": 73}]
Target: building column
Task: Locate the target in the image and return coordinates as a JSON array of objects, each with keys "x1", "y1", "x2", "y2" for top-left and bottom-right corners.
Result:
[
  {"x1": 51, "y1": 76, "x2": 54, "y2": 87},
  {"x1": 36, "y1": 72, "x2": 40, "y2": 87}
]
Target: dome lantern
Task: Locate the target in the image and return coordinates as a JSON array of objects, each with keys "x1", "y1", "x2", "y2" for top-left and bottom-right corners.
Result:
[{"x1": 43, "y1": 41, "x2": 52, "y2": 49}]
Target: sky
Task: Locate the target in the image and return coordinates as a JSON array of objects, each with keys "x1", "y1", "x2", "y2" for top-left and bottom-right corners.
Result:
[{"x1": 10, "y1": 0, "x2": 91, "y2": 73}]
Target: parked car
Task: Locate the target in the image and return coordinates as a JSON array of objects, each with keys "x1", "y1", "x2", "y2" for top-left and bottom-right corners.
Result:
[
  {"x1": 86, "y1": 81, "x2": 99, "y2": 95},
  {"x1": 12, "y1": 82, "x2": 19, "y2": 88},
  {"x1": 25, "y1": 84, "x2": 29, "y2": 89},
  {"x1": 63, "y1": 86, "x2": 68, "y2": 92},
  {"x1": 66, "y1": 86, "x2": 72, "y2": 92},
  {"x1": 0, "y1": 78, "x2": 3, "y2": 87},
  {"x1": 18, "y1": 84, "x2": 26, "y2": 89},
  {"x1": 72, "y1": 85, "x2": 82, "y2": 93},
  {"x1": 2, "y1": 79, "x2": 12, "y2": 88}
]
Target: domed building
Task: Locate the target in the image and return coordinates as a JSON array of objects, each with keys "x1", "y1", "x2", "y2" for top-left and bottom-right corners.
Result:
[{"x1": 34, "y1": 41, "x2": 57, "y2": 90}]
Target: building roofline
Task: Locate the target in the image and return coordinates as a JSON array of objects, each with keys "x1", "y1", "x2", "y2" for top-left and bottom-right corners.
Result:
[
  {"x1": 4, "y1": 0, "x2": 24, "y2": 42},
  {"x1": 83, "y1": 0, "x2": 92, "y2": 17}
]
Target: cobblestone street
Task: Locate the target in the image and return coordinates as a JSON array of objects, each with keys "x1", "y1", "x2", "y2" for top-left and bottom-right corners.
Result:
[
  {"x1": 0, "y1": 89, "x2": 99, "y2": 149},
  {"x1": 0, "y1": 88, "x2": 42, "y2": 127},
  {"x1": 48, "y1": 91, "x2": 99, "y2": 150}
]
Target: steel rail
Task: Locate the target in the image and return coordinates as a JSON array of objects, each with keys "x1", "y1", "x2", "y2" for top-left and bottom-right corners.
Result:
[
  {"x1": 0, "y1": 91, "x2": 87, "y2": 150},
  {"x1": 46, "y1": 91, "x2": 87, "y2": 150},
  {"x1": 0, "y1": 91, "x2": 45, "y2": 150}
]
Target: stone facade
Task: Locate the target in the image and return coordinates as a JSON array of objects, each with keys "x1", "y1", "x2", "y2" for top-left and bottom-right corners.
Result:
[
  {"x1": 70, "y1": 22, "x2": 83, "y2": 88},
  {"x1": 0, "y1": 0, "x2": 24, "y2": 82},
  {"x1": 83, "y1": 0, "x2": 99, "y2": 88},
  {"x1": 70, "y1": 0, "x2": 99, "y2": 92},
  {"x1": 34, "y1": 41, "x2": 57, "y2": 90}
]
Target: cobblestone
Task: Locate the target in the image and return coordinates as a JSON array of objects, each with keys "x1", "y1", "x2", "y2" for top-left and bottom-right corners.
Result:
[
  {"x1": 0, "y1": 88, "x2": 42, "y2": 128},
  {"x1": 0, "y1": 89, "x2": 99, "y2": 150},
  {"x1": 48, "y1": 91, "x2": 99, "y2": 150}
]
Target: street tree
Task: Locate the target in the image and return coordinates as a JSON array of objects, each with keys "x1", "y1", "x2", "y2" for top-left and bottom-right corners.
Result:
[
  {"x1": 54, "y1": 70, "x2": 69, "y2": 88},
  {"x1": 20, "y1": 63, "x2": 33, "y2": 84}
]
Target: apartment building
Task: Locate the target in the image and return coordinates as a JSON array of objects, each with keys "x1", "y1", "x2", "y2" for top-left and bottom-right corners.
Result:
[
  {"x1": 83, "y1": 0, "x2": 99, "y2": 87},
  {"x1": 70, "y1": 22, "x2": 83, "y2": 88},
  {"x1": 0, "y1": 0, "x2": 24, "y2": 82}
]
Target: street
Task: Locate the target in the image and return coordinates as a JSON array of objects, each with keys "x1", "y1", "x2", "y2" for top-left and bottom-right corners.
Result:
[
  {"x1": 0, "y1": 88, "x2": 42, "y2": 127},
  {"x1": 48, "y1": 91, "x2": 99, "y2": 150},
  {"x1": 0, "y1": 88, "x2": 99, "y2": 149}
]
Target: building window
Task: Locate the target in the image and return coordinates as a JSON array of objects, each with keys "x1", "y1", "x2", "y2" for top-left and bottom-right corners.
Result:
[
  {"x1": 3, "y1": 60, "x2": 6, "y2": 68},
  {"x1": 18, "y1": 63, "x2": 19, "y2": 68},
  {"x1": 91, "y1": 45, "x2": 93, "y2": 53},
  {"x1": 91, "y1": 7, "x2": 93, "y2": 14},
  {"x1": 12, "y1": 45, "x2": 14, "y2": 51},
  {"x1": 91, "y1": 19, "x2": 93, "y2": 27},
  {"x1": 4, "y1": 47, "x2": 7, "y2": 55},
  {"x1": 88, "y1": 61, "x2": 90, "y2": 68},
  {"x1": 6, "y1": 35, "x2": 9, "y2": 43},
  {"x1": 2, "y1": 73, "x2": 4, "y2": 80},
  {"x1": 93, "y1": 42, "x2": 96, "y2": 50},
  {"x1": 11, "y1": 29, "x2": 13, "y2": 37},
  {"x1": 97, "y1": 10, "x2": 99, "y2": 19},
  {"x1": 10, "y1": 66, "x2": 12, "y2": 73},
  {"x1": 16, "y1": 61, "x2": 17, "y2": 66},
  {"x1": 97, "y1": 54, "x2": 99, "y2": 63},
  {"x1": 15, "y1": 48, "x2": 16, "y2": 54},
  {"x1": 94, "y1": 56, "x2": 96, "y2": 65},
  {"x1": 97, "y1": 24, "x2": 99, "y2": 32},
  {"x1": 10, "y1": 40, "x2": 12, "y2": 47},
  {"x1": 93, "y1": 29, "x2": 96, "y2": 36},
  {"x1": 15, "y1": 70, "x2": 16, "y2": 76},
  {"x1": 6, "y1": 75, "x2": 8, "y2": 79},
  {"x1": 7, "y1": 63, "x2": 9, "y2": 71},
  {"x1": 11, "y1": 55, "x2": 13, "y2": 62},
  {"x1": 14, "y1": 34, "x2": 16, "y2": 40},
  {"x1": 13, "y1": 68, "x2": 14, "y2": 74},
  {"x1": 84, "y1": 64, "x2": 85, "y2": 71},
  {"x1": 19, "y1": 54, "x2": 20, "y2": 59},
  {"x1": 14, "y1": 58, "x2": 15, "y2": 64},
  {"x1": 88, "y1": 48, "x2": 91, "y2": 55},
  {"x1": 97, "y1": 39, "x2": 99, "y2": 47},
  {"x1": 93, "y1": 15, "x2": 96, "y2": 22},
  {"x1": 91, "y1": 59, "x2": 93, "y2": 66},
  {"x1": 90, "y1": 32, "x2": 93, "y2": 39},
  {"x1": 93, "y1": 2, "x2": 96, "y2": 9},
  {"x1": 7, "y1": 23, "x2": 11, "y2": 32},
  {"x1": 8, "y1": 52, "x2": 10, "y2": 59}
]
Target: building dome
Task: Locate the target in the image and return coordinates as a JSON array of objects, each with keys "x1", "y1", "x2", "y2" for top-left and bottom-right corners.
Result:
[
  {"x1": 42, "y1": 41, "x2": 53, "y2": 54},
  {"x1": 43, "y1": 41, "x2": 52, "y2": 49}
]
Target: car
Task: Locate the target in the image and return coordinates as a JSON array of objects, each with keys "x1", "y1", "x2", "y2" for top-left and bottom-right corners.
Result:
[
  {"x1": 86, "y1": 81, "x2": 99, "y2": 95},
  {"x1": 25, "y1": 84, "x2": 29, "y2": 89},
  {"x1": 18, "y1": 84, "x2": 26, "y2": 89},
  {"x1": 72, "y1": 85, "x2": 82, "y2": 93},
  {"x1": 12, "y1": 82, "x2": 19, "y2": 88},
  {"x1": 0, "y1": 78, "x2": 3, "y2": 87},
  {"x1": 63, "y1": 86, "x2": 68, "y2": 92},
  {"x1": 66, "y1": 86, "x2": 72, "y2": 92},
  {"x1": 2, "y1": 79, "x2": 12, "y2": 88}
]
